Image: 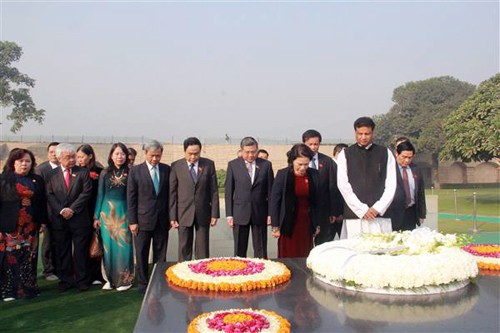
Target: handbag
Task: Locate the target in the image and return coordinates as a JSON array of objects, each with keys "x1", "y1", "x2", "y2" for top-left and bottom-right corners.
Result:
[{"x1": 89, "y1": 229, "x2": 103, "y2": 259}]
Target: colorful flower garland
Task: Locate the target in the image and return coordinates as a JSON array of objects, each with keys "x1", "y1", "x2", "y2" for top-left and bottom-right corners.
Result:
[
  {"x1": 166, "y1": 257, "x2": 291, "y2": 292},
  {"x1": 188, "y1": 308, "x2": 290, "y2": 333},
  {"x1": 462, "y1": 244, "x2": 500, "y2": 271}
]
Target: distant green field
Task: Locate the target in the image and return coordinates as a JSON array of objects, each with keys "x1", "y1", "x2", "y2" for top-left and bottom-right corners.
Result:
[{"x1": 435, "y1": 188, "x2": 499, "y2": 217}]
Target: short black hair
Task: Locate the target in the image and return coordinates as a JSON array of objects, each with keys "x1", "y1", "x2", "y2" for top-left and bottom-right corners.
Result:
[
  {"x1": 128, "y1": 147, "x2": 137, "y2": 157},
  {"x1": 257, "y1": 149, "x2": 269, "y2": 156},
  {"x1": 353, "y1": 117, "x2": 375, "y2": 130},
  {"x1": 302, "y1": 129, "x2": 322, "y2": 143},
  {"x1": 333, "y1": 143, "x2": 348, "y2": 156},
  {"x1": 287, "y1": 144, "x2": 314, "y2": 165},
  {"x1": 47, "y1": 142, "x2": 60, "y2": 150},
  {"x1": 183, "y1": 137, "x2": 202, "y2": 151},
  {"x1": 396, "y1": 141, "x2": 415, "y2": 155},
  {"x1": 395, "y1": 136, "x2": 410, "y2": 147}
]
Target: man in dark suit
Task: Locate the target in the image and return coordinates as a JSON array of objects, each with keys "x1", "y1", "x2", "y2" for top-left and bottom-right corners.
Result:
[
  {"x1": 169, "y1": 137, "x2": 219, "y2": 262},
  {"x1": 35, "y1": 141, "x2": 60, "y2": 281},
  {"x1": 389, "y1": 141, "x2": 427, "y2": 231},
  {"x1": 45, "y1": 143, "x2": 92, "y2": 292},
  {"x1": 302, "y1": 130, "x2": 343, "y2": 245},
  {"x1": 225, "y1": 137, "x2": 274, "y2": 258},
  {"x1": 127, "y1": 140, "x2": 170, "y2": 293}
]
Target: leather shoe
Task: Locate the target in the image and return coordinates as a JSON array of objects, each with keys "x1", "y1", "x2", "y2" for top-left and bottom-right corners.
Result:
[
  {"x1": 57, "y1": 282, "x2": 73, "y2": 293},
  {"x1": 78, "y1": 284, "x2": 90, "y2": 292}
]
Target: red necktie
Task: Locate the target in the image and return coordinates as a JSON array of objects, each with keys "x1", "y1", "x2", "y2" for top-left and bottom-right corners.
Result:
[
  {"x1": 64, "y1": 168, "x2": 70, "y2": 190},
  {"x1": 402, "y1": 167, "x2": 411, "y2": 207}
]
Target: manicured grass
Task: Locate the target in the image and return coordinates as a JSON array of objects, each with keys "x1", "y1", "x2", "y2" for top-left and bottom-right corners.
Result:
[
  {"x1": 0, "y1": 276, "x2": 143, "y2": 332},
  {"x1": 436, "y1": 188, "x2": 499, "y2": 218}
]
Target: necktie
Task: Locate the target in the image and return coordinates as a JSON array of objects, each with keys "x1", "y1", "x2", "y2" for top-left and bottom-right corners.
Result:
[
  {"x1": 64, "y1": 168, "x2": 70, "y2": 190},
  {"x1": 190, "y1": 163, "x2": 197, "y2": 184},
  {"x1": 152, "y1": 167, "x2": 159, "y2": 195},
  {"x1": 247, "y1": 162, "x2": 253, "y2": 183},
  {"x1": 402, "y1": 167, "x2": 411, "y2": 208},
  {"x1": 312, "y1": 157, "x2": 317, "y2": 170}
]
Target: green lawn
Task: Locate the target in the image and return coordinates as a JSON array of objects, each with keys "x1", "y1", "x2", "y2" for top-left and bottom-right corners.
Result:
[
  {"x1": 436, "y1": 188, "x2": 499, "y2": 218},
  {"x1": 0, "y1": 188, "x2": 498, "y2": 332}
]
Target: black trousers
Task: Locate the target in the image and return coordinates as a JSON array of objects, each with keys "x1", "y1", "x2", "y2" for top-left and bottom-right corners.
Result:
[
  {"x1": 134, "y1": 223, "x2": 168, "y2": 288},
  {"x1": 52, "y1": 225, "x2": 91, "y2": 286},
  {"x1": 233, "y1": 221, "x2": 267, "y2": 259},
  {"x1": 402, "y1": 205, "x2": 418, "y2": 231}
]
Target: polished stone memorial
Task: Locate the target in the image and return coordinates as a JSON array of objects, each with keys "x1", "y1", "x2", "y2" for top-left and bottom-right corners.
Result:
[{"x1": 134, "y1": 258, "x2": 499, "y2": 332}]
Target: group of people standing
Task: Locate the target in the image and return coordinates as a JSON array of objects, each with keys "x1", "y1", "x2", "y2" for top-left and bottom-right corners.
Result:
[{"x1": 0, "y1": 116, "x2": 426, "y2": 302}]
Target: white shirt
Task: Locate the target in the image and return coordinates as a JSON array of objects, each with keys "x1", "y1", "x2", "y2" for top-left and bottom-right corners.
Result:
[
  {"x1": 309, "y1": 153, "x2": 319, "y2": 169},
  {"x1": 49, "y1": 161, "x2": 59, "y2": 169},
  {"x1": 337, "y1": 146, "x2": 397, "y2": 218}
]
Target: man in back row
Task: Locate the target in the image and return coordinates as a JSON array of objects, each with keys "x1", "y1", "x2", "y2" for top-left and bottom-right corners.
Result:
[{"x1": 302, "y1": 130, "x2": 343, "y2": 244}]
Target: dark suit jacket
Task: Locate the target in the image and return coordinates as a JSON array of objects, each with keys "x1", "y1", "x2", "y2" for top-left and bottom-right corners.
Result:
[
  {"x1": 0, "y1": 172, "x2": 48, "y2": 233},
  {"x1": 169, "y1": 158, "x2": 220, "y2": 227},
  {"x1": 270, "y1": 167, "x2": 320, "y2": 237},
  {"x1": 127, "y1": 162, "x2": 170, "y2": 232},
  {"x1": 35, "y1": 161, "x2": 56, "y2": 180},
  {"x1": 35, "y1": 160, "x2": 58, "y2": 221},
  {"x1": 45, "y1": 166, "x2": 92, "y2": 230},
  {"x1": 389, "y1": 163, "x2": 427, "y2": 231},
  {"x1": 224, "y1": 157, "x2": 274, "y2": 226},
  {"x1": 316, "y1": 152, "x2": 343, "y2": 220}
]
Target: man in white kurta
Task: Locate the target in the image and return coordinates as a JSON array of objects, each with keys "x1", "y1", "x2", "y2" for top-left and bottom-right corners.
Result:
[{"x1": 337, "y1": 117, "x2": 397, "y2": 239}]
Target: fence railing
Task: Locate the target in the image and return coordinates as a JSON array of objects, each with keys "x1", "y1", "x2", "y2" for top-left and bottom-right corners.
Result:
[{"x1": 0, "y1": 135, "x2": 353, "y2": 145}]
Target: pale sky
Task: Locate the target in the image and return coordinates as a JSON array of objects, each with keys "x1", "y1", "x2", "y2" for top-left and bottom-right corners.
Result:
[{"x1": 1, "y1": 0, "x2": 498, "y2": 143}]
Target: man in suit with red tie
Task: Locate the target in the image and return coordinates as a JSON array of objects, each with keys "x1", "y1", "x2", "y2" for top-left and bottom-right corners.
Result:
[
  {"x1": 169, "y1": 137, "x2": 220, "y2": 262},
  {"x1": 127, "y1": 140, "x2": 170, "y2": 294},
  {"x1": 45, "y1": 143, "x2": 92, "y2": 292},
  {"x1": 389, "y1": 141, "x2": 427, "y2": 231},
  {"x1": 302, "y1": 130, "x2": 343, "y2": 245},
  {"x1": 225, "y1": 137, "x2": 274, "y2": 258}
]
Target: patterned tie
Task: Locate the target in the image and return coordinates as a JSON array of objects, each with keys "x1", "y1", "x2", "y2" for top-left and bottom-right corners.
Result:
[
  {"x1": 64, "y1": 168, "x2": 70, "y2": 190},
  {"x1": 190, "y1": 163, "x2": 197, "y2": 184},
  {"x1": 152, "y1": 167, "x2": 160, "y2": 195},
  {"x1": 247, "y1": 162, "x2": 253, "y2": 183},
  {"x1": 402, "y1": 167, "x2": 411, "y2": 208}
]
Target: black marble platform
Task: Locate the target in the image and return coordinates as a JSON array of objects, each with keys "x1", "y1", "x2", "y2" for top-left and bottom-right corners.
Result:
[{"x1": 134, "y1": 258, "x2": 500, "y2": 333}]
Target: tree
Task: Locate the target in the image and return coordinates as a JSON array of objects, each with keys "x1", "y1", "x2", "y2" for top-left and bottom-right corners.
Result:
[
  {"x1": 373, "y1": 76, "x2": 475, "y2": 186},
  {"x1": 375, "y1": 76, "x2": 475, "y2": 151},
  {"x1": 440, "y1": 73, "x2": 500, "y2": 162},
  {"x1": 1, "y1": 41, "x2": 45, "y2": 133}
]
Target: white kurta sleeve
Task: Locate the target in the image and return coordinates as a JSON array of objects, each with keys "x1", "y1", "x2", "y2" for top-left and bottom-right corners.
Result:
[{"x1": 372, "y1": 148, "x2": 397, "y2": 215}]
